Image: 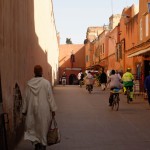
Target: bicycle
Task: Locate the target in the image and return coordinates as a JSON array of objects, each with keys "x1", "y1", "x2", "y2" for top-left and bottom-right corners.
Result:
[
  {"x1": 79, "y1": 80, "x2": 83, "y2": 88},
  {"x1": 111, "y1": 88, "x2": 121, "y2": 111},
  {"x1": 86, "y1": 84, "x2": 92, "y2": 94},
  {"x1": 125, "y1": 86, "x2": 133, "y2": 104},
  {"x1": 84, "y1": 78, "x2": 94, "y2": 94}
]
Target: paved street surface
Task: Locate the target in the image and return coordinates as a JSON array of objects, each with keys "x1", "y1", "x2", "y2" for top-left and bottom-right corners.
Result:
[{"x1": 15, "y1": 85, "x2": 150, "y2": 150}]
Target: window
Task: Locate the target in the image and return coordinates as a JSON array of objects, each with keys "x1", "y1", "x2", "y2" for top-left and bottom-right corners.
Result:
[
  {"x1": 145, "y1": 14, "x2": 149, "y2": 37},
  {"x1": 116, "y1": 48, "x2": 119, "y2": 61},
  {"x1": 100, "y1": 46, "x2": 102, "y2": 54},
  {"x1": 86, "y1": 55, "x2": 89, "y2": 62},
  {"x1": 119, "y1": 44, "x2": 122, "y2": 59},
  {"x1": 140, "y1": 19, "x2": 143, "y2": 41},
  {"x1": 103, "y1": 43, "x2": 105, "y2": 54}
]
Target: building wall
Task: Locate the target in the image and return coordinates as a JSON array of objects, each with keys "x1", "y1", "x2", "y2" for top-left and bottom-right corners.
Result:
[
  {"x1": 59, "y1": 44, "x2": 85, "y2": 84},
  {"x1": 119, "y1": 5, "x2": 139, "y2": 73},
  {"x1": 86, "y1": 26, "x2": 104, "y2": 42},
  {"x1": 99, "y1": 31, "x2": 108, "y2": 70},
  {"x1": 138, "y1": 0, "x2": 150, "y2": 44},
  {"x1": 124, "y1": 0, "x2": 150, "y2": 81},
  {"x1": 93, "y1": 40, "x2": 100, "y2": 65},
  {"x1": 0, "y1": 0, "x2": 59, "y2": 149},
  {"x1": 84, "y1": 1, "x2": 150, "y2": 91},
  {"x1": 85, "y1": 42, "x2": 91, "y2": 68},
  {"x1": 33, "y1": 0, "x2": 59, "y2": 85},
  {"x1": 107, "y1": 27, "x2": 118, "y2": 71},
  {"x1": 109, "y1": 14, "x2": 121, "y2": 30},
  {"x1": 133, "y1": 0, "x2": 150, "y2": 84}
]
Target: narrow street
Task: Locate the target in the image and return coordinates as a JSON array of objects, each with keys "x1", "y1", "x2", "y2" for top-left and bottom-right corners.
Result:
[{"x1": 16, "y1": 85, "x2": 150, "y2": 150}]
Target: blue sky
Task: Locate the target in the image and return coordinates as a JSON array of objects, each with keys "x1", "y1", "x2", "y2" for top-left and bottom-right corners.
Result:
[{"x1": 53, "y1": 0, "x2": 139, "y2": 44}]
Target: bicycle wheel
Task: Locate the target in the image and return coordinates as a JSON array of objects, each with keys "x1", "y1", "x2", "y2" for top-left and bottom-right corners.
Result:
[
  {"x1": 116, "y1": 95, "x2": 120, "y2": 111},
  {"x1": 88, "y1": 85, "x2": 92, "y2": 94},
  {"x1": 112, "y1": 94, "x2": 119, "y2": 111},
  {"x1": 79, "y1": 81, "x2": 82, "y2": 87},
  {"x1": 126, "y1": 89, "x2": 130, "y2": 103}
]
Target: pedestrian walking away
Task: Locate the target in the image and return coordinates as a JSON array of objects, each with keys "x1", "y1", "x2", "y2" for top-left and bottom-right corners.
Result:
[
  {"x1": 84, "y1": 71, "x2": 94, "y2": 93},
  {"x1": 99, "y1": 68, "x2": 107, "y2": 90},
  {"x1": 144, "y1": 71, "x2": 150, "y2": 106},
  {"x1": 22, "y1": 65, "x2": 57, "y2": 150}
]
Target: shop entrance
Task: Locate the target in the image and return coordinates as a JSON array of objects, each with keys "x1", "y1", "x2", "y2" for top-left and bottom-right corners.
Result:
[{"x1": 144, "y1": 60, "x2": 150, "y2": 78}]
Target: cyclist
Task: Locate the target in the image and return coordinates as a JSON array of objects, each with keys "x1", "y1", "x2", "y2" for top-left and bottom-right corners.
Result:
[
  {"x1": 144, "y1": 71, "x2": 150, "y2": 106},
  {"x1": 99, "y1": 68, "x2": 107, "y2": 91},
  {"x1": 84, "y1": 71, "x2": 94, "y2": 91},
  {"x1": 107, "y1": 70, "x2": 123, "y2": 106},
  {"x1": 122, "y1": 68, "x2": 134, "y2": 101}
]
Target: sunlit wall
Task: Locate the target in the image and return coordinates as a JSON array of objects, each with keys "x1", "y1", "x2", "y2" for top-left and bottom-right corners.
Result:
[{"x1": 34, "y1": 0, "x2": 59, "y2": 85}]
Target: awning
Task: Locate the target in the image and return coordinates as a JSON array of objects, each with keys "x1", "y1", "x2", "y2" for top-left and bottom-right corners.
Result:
[
  {"x1": 86, "y1": 64, "x2": 103, "y2": 70},
  {"x1": 128, "y1": 47, "x2": 150, "y2": 58}
]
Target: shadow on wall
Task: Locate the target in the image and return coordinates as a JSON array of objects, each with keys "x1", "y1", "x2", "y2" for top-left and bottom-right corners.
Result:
[
  {"x1": 59, "y1": 46, "x2": 85, "y2": 68},
  {"x1": 0, "y1": 0, "x2": 53, "y2": 150},
  {"x1": 59, "y1": 45, "x2": 85, "y2": 84}
]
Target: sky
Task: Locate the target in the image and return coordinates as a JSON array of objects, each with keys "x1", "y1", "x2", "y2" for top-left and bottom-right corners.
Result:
[{"x1": 53, "y1": 0, "x2": 139, "y2": 44}]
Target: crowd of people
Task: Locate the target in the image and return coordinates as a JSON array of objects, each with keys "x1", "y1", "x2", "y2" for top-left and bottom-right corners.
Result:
[
  {"x1": 22, "y1": 65, "x2": 150, "y2": 150},
  {"x1": 59, "y1": 68, "x2": 150, "y2": 112},
  {"x1": 59, "y1": 68, "x2": 150, "y2": 107},
  {"x1": 76, "y1": 67, "x2": 150, "y2": 107}
]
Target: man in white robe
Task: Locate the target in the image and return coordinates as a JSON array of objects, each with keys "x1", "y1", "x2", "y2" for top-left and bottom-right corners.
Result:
[{"x1": 22, "y1": 65, "x2": 57, "y2": 150}]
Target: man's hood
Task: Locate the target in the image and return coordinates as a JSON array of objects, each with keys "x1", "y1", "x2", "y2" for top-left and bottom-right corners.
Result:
[{"x1": 27, "y1": 77, "x2": 43, "y2": 95}]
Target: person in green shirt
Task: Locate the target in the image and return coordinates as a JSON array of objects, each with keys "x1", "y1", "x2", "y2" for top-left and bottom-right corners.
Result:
[{"x1": 122, "y1": 68, "x2": 134, "y2": 101}]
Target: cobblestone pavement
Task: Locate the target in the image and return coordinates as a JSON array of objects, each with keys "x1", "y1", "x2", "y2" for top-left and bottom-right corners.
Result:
[{"x1": 15, "y1": 85, "x2": 150, "y2": 150}]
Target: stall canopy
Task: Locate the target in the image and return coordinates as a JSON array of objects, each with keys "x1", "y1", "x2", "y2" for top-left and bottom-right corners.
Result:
[{"x1": 86, "y1": 64, "x2": 103, "y2": 70}]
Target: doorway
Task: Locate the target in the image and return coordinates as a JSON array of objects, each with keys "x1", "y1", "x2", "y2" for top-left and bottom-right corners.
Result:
[
  {"x1": 136, "y1": 63, "x2": 141, "y2": 79},
  {"x1": 144, "y1": 60, "x2": 150, "y2": 78},
  {"x1": 69, "y1": 74, "x2": 78, "y2": 85}
]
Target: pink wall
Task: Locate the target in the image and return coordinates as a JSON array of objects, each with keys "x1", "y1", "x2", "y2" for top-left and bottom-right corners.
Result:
[{"x1": 0, "y1": 1, "x2": 57, "y2": 147}]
